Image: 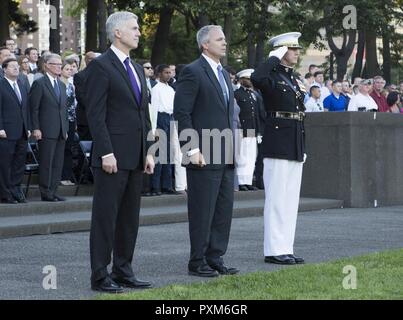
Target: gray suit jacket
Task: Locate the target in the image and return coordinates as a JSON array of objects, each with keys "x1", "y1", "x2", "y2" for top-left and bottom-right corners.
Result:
[{"x1": 29, "y1": 74, "x2": 68, "y2": 139}]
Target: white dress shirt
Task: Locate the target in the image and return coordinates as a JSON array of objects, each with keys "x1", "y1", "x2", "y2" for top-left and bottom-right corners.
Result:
[
  {"x1": 347, "y1": 93, "x2": 378, "y2": 111},
  {"x1": 151, "y1": 81, "x2": 175, "y2": 114},
  {"x1": 305, "y1": 97, "x2": 324, "y2": 112}
]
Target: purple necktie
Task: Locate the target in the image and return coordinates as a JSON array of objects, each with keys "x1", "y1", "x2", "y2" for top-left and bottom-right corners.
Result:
[{"x1": 123, "y1": 57, "x2": 141, "y2": 106}]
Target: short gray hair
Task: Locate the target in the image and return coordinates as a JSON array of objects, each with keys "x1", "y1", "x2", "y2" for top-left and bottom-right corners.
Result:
[
  {"x1": 196, "y1": 25, "x2": 223, "y2": 51},
  {"x1": 43, "y1": 53, "x2": 61, "y2": 63},
  {"x1": 106, "y1": 11, "x2": 138, "y2": 43}
]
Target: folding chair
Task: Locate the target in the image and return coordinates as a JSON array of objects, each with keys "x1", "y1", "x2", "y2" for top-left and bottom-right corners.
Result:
[
  {"x1": 25, "y1": 142, "x2": 40, "y2": 197},
  {"x1": 75, "y1": 140, "x2": 93, "y2": 196}
]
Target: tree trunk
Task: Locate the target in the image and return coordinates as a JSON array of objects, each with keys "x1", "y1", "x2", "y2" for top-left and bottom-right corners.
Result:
[
  {"x1": 329, "y1": 52, "x2": 334, "y2": 80},
  {"x1": 151, "y1": 7, "x2": 174, "y2": 66},
  {"x1": 49, "y1": 0, "x2": 61, "y2": 54},
  {"x1": 0, "y1": 0, "x2": 10, "y2": 45},
  {"x1": 247, "y1": 32, "x2": 256, "y2": 68},
  {"x1": 327, "y1": 29, "x2": 356, "y2": 81},
  {"x1": 382, "y1": 31, "x2": 391, "y2": 84},
  {"x1": 222, "y1": 13, "x2": 233, "y2": 66},
  {"x1": 86, "y1": 0, "x2": 98, "y2": 52},
  {"x1": 98, "y1": 0, "x2": 107, "y2": 52},
  {"x1": 352, "y1": 29, "x2": 365, "y2": 81},
  {"x1": 255, "y1": 32, "x2": 265, "y2": 68},
  {"x1": 364, "y1": 30, "x2": 381, "y2": 77},
  {"x1": 197, "y1": 13, "x2": 209, "y2": 29}
]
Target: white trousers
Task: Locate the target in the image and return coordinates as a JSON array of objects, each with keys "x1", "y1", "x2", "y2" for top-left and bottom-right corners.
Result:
[
  {"x1": 263, "y1": 158, "x2": 303, "y2": 256},
  {"x1": 171, "y1": 122, "x2": 187, "y2": 191},
  {"x1": 236, "y1": 137, "x2": 257, "y2": 185}
]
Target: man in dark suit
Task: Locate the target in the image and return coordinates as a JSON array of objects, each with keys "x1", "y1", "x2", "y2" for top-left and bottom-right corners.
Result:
[
  {"x1": 85, "y1": 11, "x2": 154, "y2": 293},
  {"x1": 30, "y1": 53, "x2": 68, "y2": 202},
  {"x1": 174, "y1": 25, "x2": 239, "y2": 277},
  {"x1": 0, "y1": 58, "x2": 30, "y2": 204}
]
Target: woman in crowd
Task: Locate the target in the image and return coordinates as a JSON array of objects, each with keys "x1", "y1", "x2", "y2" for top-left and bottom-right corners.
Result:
[
  {"x1": 18, "y1": 55, "x2": 34, "y2": 87},
  {"x1": 60, "y1": 61, "x2": 77, "y2": 186},
  {"x1": 386, "y1": 91, "x2": 402, "y2": 114}
]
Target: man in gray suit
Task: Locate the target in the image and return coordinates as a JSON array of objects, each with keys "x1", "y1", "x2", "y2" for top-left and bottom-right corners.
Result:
[
  {"x1": 174, "y1": 25, "x2": 238, "y2": 277},
  {"x1": 30, "y1": 53, "x2": 68, "y2": 202}
]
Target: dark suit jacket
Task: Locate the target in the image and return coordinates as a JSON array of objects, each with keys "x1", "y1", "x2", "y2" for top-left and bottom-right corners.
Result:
[
  {"x1": 74, "y1": 69, "x2": 89, "y2": 128},
  {"x1": 0, "y1": 77, "x2": 30, "y2": 140},
  {"x1": 173, "y1": 56, "x2": 234, "y2": 169},
  {"x1": 29, "y1": 74, "x2": 68, "y2": 139},
  {"x1": 251, "y1": 56, "x2": 305, "y2": 162},
  {"x1": 84, "y1": 48, "x2": 152, "y2": 170}
]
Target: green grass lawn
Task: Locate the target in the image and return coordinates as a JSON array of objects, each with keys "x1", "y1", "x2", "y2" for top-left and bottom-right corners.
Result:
[{"x1": 98, "y1": 249, "x2": 403, "y2": 300}]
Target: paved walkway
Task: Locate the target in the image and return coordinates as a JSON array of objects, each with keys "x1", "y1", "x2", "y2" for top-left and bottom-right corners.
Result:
[{"x1": 0, "y1": 206, "x2": 402, "y2": 300}]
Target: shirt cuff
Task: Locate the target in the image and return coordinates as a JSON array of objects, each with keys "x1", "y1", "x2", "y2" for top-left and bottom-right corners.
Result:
[
  {"x1": 187, "y1": 148, "x2": 200, "y2": 157},
  {"x1": 101, "y1": 153, "x2": 114, "y2": 159}
]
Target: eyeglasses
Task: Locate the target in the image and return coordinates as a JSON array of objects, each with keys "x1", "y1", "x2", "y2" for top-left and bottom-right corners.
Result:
[
  {"x1": 22, "y1": 61, "x2": 29, "y2": 64},
  {"x1": 144, "y1": 66, "x2": 153, "y2": 69}
]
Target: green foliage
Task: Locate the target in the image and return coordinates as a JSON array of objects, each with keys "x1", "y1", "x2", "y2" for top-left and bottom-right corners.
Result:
[{"x1": 10, "y1": 0, "x2": 38, "y2": 35}]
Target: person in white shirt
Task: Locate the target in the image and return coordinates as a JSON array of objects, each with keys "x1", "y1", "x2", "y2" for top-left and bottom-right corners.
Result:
[
  {"x1": 311, "y1": 71, "x2": 330, "y2": 103},
  {"x1": 305, "y1": 85, "x2": 324, "y2": 112},
  {"x1": 348, "y1": 79, "x2": 378, "y2": 111},
  {"x1": 151, "y1": 64, "x2": 183, "y2": 195}
]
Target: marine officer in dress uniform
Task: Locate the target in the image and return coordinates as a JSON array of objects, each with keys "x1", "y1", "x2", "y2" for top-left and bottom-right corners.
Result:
[
  {"x1": 234, "y1": 69, "x2": 262, "y2": 192},
  {"x1": 251, "y1": 32, "x2": 306, "y2": 265}
]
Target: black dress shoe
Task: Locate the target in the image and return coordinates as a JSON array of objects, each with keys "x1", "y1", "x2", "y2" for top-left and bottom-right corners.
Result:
[
  {"x1": 41, "y1": 196, "x2": 58, "y2": 202},
  {"x1": 91, "y1": 277, "x2": 124, "y2": 293},
  {"x1": 151, "y1": 190, "x2": 162, "y2": 196},
  {"x1": 288, "y1": 254, "x2": 305, "y2": 264},
  {"x1": 209, "y1": 264, "x2": 239, "y2": 275},
  {"x1": 162, "y1": 188, "x2": 181, "y2": 195},
  {"x1": 265, "y1": 255, "x2": 296, "y2": 265},
  {"x1": 238, "y1": 185, "x2": 249, "y2": 191},
  {"x1": 111, "y1": 275, "x2": 152, "y2": 289},
  {"x1": 53, "y1": 195, "x2": 66, "y2": 201},
  {"x1": 188, "y1": 264, "x2": 219, "y2": 277},
  {"x1": 246, "y1": 185, "x2": 259, "y2": 191},
  {"x1": 1, "y1": 197, "x2": 18, "y2": 204},
  {"x1": 12, "y1": 193, "x2": 27, "y2": 203}
]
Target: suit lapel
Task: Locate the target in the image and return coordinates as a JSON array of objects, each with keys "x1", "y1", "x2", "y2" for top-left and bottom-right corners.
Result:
[
  {"x1": 133, "y1": 62, "x2": 146, "y2": 108},
  {"x1": 200, "y1": 56, "x2": 226, "y2": 108},
  {"x1": 223, "y1": 69, "x2": 233, "y2": 104},
  {"x1": 2, "y1": 78, "x2": 21, "y2": 106},
  {"x1": 108, "y1": 49, "x2": 140, "y2": 108},
  {"x1": 44, "y1": 75, "x2": 60, "y2": 104}
]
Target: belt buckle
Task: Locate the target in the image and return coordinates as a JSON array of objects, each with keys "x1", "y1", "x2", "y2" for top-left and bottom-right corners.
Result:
[{"x1": 298, "y1": 111, "x2": 305, "y2": 121}]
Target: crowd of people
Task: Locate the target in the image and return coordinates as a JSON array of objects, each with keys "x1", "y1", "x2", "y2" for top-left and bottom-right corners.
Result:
[{"x1": 0, "y1": 37, "x2": 402, "y2": 205}]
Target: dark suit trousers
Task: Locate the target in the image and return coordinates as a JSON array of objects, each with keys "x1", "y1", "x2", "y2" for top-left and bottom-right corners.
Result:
[
  {"x1": 38, "y1": 137, "x2": 65, "y2": 198},
  {"x1": 0, "y1": 136, "x2": 27, "y2": 198},
  {"x1": 90, "y1": 167, "x2": 143, "y2": 281},
  {"x1": 62, "y1": 121, "x2": 76, "y2": 181},
  {"x1": 186, "y1": 166, "x2": 234, "y2": 269}
]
